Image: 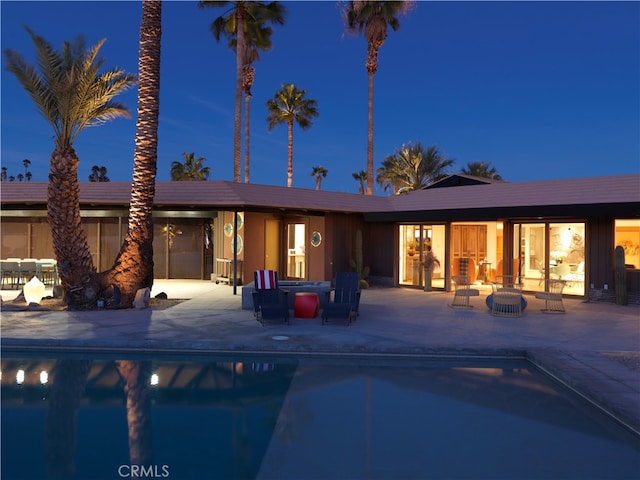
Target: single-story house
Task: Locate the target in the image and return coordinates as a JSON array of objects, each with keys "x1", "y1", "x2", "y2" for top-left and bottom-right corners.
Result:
[{"x1": 1, "y1": 174, "x2": 639, "y2": 302}]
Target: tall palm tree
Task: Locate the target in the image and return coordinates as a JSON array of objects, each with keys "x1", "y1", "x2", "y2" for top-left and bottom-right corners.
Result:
[
  {"x1": 170, "y1": 152, "x2": 211, "y2": 180},
  {"x1": 343, "y1": 0, "x2": 414, "y2": 195},
  {"x1": 352, "y1": 170, "x2": 368, "y2": 194},
  {"x1": 199, "y1": 1, "x2": 286, "y2": 183},
  {"x1": 376, "y1": 142, "x2": 454, "y2": 194},
  {"x1": 310, "y1": 165, "x2": 328, "y2": 190},
  {"x1": 102, "y1": 0, "x2": 163, "y2": 308},
  {"x1": 237, "y1": 20, "x2": 277, "y2": 183},
  {"x1": 3, "y1": 28, "x2": 137, "y2": 309},
  {"x1": 266, "y1": 83, "x2": 319, "y2": 187},
  {"x1": 461, "y1": 161, "x2": 503, "y2": 180}
]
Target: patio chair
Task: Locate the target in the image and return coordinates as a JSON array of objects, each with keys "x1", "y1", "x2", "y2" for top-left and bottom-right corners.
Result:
[
  {"x1": 18, "y1": 260, "x2": 38, "y2": 286},
  {"x1": 449, "y1": 275, "x2": 479, "y2": 309},
  {"x1": 534, "y1": 279, "x2": 566, "y2": 314},
  {"x1": 1, "y1": 260, "x2": 20, "y2": 289},
  {"x1": 321, "y1": 272, "x2": 361, "y2": 325},
  {"x1": 252, "y1": 270, "x2": 289, "y2": 325},
  {"x1": 491, "y1": 275, "x2": 524, "y2": 317}
]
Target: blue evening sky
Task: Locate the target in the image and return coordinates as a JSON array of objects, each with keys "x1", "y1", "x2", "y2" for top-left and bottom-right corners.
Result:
[{"x1": 1, "y1": 1, "x2": 638, "y2": 194}]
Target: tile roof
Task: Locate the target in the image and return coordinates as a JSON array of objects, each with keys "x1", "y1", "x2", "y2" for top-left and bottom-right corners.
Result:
[
  {"x1": 385, "y1": 174, "x2": 640, "y2": 212},
  {"x1": 1, "y1": 175, "x2": 638, "y2": 216}
]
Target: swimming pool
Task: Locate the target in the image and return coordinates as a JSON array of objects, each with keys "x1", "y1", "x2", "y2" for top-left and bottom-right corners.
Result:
[{"x1": 2, "y1": 352, "x2": 638, "y2": 479}]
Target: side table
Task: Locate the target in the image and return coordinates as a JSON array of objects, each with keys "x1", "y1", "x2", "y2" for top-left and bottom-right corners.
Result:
[{"x1": 294, "y1": 292, "x2": 319, "y2": 318}]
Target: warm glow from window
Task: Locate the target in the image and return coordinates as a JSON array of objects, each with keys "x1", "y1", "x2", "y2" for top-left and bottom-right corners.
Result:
[{"x1": 615, "y1": 219, "x2": 640, "y2": 269}]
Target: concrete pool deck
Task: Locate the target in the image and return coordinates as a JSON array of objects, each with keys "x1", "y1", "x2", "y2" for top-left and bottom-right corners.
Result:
[{"x1": 1, "y1": 280, "x2": 639, "y2": 436}]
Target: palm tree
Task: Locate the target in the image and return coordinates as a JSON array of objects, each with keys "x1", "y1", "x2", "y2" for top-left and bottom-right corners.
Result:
[
  {"x1": 89, "y1": 165, "x2": 110, "y2": 182},
  {"x1": 17, "y1": 173, "x2": 24, "y2": 182},
  {"x1": 266, "y1": 83, "x2": 319, "y2": 187},
  {"x1": 99, "y1": 165, "x2": 109, "y2": 182},
  {"x1": 343, "y1": 0, "x2": 414, "y2": 195},
  {"x1": 1, "y1": 167, "x2": 6, "y2": 181},
  {"x1": 461, "y1": 161, "x2": 503, "y2": 180},
  {"x1": 23, "y1": 158, "x2": 31, "y2": 177},
  {"x1": 170, "y1": 152, "x2": 211, "y2": 180},
  {"x1": 102, "y1": 0, "x2": 163, "y2": 308},
  {"x1": 310, "y1": 165, "x2": 328, "y2": 190},
  {"x1": 25, "y1": 171, "x2": 32, "y2": 181},
  {"x1": 4, "y1": 28, "x2": 136, "y2": 309},
  {"x1": 237, "y1": 20, "x2": 279, "y2": 183},
  {"x1": 352, "y1": 170, "x2": 368, "y2": 194},
  {"x1": 376, "y1": 142, "x2": 454, "y2": 194},
  {"x1": 199, "y1": 1, "x2": 286, "y2": 183}
]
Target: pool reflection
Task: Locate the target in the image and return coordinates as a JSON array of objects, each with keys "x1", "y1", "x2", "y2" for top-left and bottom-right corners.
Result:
[{"x1": 1, "y1": 355, "x2": 638, "y2": 480}]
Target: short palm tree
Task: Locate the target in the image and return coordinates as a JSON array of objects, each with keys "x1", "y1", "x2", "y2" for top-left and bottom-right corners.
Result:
[
  {"x1": 376, "y1": 142, "x2": 454, "y2": 194},
  {"x1": 199, "y1": 1, "x2": 286, "y2": 183},
  {"x1": 89, "y1": 165, "x2": 110, "y2": 182},
  {"x1": 3, "y1": 27, "x2": 136, "y2": 308},
  {"x1": 352, "y1": 170, "x2": 368, "y2": 195},
  {"x1": 310, "y1": 165, "x2": 328, "y2": 190},
  {"x1": 266, "y1": 83, "x2": 319, "y2": 187},
  {"x1": 23, "y1": 158, "x2": 31, "y2": 177},
  {"x1": 171, "y1": 152, "x2": 211, "y2": 180},
  {"x1": 461, "y1": 161, "x2": 503, "y2": 180},
  {"x1": 343, "y1": 0, "x2": 414, "y2": 195}
]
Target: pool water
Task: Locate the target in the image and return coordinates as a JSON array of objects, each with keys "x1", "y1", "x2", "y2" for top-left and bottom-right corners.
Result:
[{"x1": 2, "y1": 353, "x2": 639, "y2": 480}]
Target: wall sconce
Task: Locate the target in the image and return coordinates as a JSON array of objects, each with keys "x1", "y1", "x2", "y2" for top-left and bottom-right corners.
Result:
[{"x1": 24, "y1": 276, "x2": 45, "y2": 305}]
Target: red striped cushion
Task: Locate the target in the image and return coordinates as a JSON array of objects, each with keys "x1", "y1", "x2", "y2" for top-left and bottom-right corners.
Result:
[{"x1": 256, "y1": 270, "x2": 277, "y2": 289}]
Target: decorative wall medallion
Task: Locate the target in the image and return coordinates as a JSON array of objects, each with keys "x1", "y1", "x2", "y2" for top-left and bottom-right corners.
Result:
[
  {"x1": 311, "y1": 231, "x2": 322, "y2": 247},
  {"x1": 236, "y1": 213, "x2": 244, "y2": 230},
  {"x1": 224, "y1": 223, "x2": 233, "y2": 237},
  {"x1": 231, "y1": 235, "x2": 243, "y2": 254}
]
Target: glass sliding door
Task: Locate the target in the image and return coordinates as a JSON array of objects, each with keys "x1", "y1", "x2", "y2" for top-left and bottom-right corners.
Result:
[
  {"x1": 399, "y1": 224, "x2": 445, "y2": 289},
  {"x1": 514, "y1": 222, "x2": 585, "y2": 296}
]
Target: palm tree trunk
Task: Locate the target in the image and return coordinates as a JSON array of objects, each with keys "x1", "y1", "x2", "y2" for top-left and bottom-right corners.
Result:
[
  {"x1": 233, "y1": 7, "x2": 245, "y2": 182},
  {"x1": 287, "y1": 120, "x2": 294, "y2": 187},
  {"x1": 103, "y1": 0, "x2": 161, "y2": 307},
  {"x1": 116, "y1": 360, "x2": 154, "y2": 465},
  {"x1": 244, "y1": 91, "x2": 251, "y2": 183},
  {"x1": 47, "y1": 145, "x2": 99, "y2": 309},
  {"x1": 45, "y1": 359, "x2": 92, "y2": 479},
  {"x1": 367, "y1": 71, "x2": 374, "y2": 196}
]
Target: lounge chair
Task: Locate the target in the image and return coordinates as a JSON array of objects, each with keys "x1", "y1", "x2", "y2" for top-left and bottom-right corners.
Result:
[
  {"x1": 252, "y1": 270, "x2": 289, "y2": 325},
  {"x1": 449, "y1": 275, "x2": 479, "y2": 309},
  {"x1": 534, "y1": 279, "x2": 566, "y2": 314},
  {"x1": 321, "y1": 272, "x2": 361, "y2": 325}
]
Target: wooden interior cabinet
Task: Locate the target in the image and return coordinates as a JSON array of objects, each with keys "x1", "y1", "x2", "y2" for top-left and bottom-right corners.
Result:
[{"x1": 451, "y1": 225, "x2": 487, "y2": 264}]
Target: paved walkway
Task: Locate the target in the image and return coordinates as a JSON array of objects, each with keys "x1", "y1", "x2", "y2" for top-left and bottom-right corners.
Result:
[{"x1": 1, "y1": 280, "x2": 639, "y2": 435}]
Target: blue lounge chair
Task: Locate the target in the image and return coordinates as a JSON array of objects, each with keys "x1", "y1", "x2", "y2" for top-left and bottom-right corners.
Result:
[
  {"x1": 252, "y1": 270, "x2": 289, "y2": 325},
  {"x1": 321, "y1": 272, "x2": 361, "y2": 325}
]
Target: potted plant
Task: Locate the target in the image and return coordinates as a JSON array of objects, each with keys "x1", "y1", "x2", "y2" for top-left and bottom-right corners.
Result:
[{"x1": 407, "y1": 241, "x2": 417, "y2": 256}]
